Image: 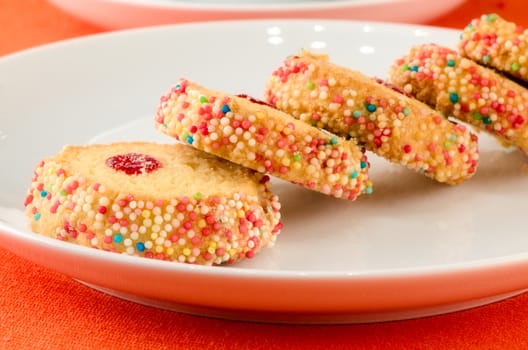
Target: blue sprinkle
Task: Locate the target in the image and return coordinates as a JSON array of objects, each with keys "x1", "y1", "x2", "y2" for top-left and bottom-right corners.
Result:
[
  {"x1": 34, "y1": 212, "x2": 41, "y2": 221},
  {"x1": 221, "y1": 104, "x2": 231, "y2": 114},
  {"x1": 449, "y1": 92, "x2": 459, "y2": 103},
  {"x1": 365, "y1": 187, "x2": 373, "y2": 195},
  {"x1": 40, "y1": 190, "x2": 47, "y2": 198},
  {"x1": 411, "y1": 65, "x2": 419, "y2": 72},
  {"x1": 136, "y1": 242, "x2": 145, "y2": 252},
  {"x1": 349, "y1": 171, "x2": 358, "y2": 179},
  {"x1": 187, "y1": 135, "x2": 194, "y2": 144},
  {"x1": 353, "y1": 110, "x2": 362, "y2": 118},
  {"x1": 360, "y1": 161, "x2": 367, "y2": 169},
  {"x1": 175, "y1": 84, "x2": 181, "y2": 90},
  {"x1": 113, "y1": 234, "x2": 123, "y2": 243},
  {"x1": 366, "y1": 104, "x2": 377, "y2": 113}
]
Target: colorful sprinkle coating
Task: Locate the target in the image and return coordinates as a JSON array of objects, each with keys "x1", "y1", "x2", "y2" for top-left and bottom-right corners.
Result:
[
  {"x1": 459, "y1": 14, "x2": 528, "y2": 82},
  {"x1": 266, "y1": 50, "x2": 479, "y2": 185},
  {"x1": 389, "y1": 43, "x2": 528, "y2": 154},
  {"x1": 155, "y1": 78, "x2": 372, "y2": 200},
  {"x1": 24, "y1": 142, "x2": 282, "y2": 266}
]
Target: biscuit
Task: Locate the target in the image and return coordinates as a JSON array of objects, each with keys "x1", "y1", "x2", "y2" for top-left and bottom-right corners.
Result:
[
  {"x1": 155, "y1": 78, "x2": 372, "y2": 200},
  {"x1": 265, "y1": 50, "x2": 479, "y2": 185},
  {"x1": 24, "y1": 142, "x2": 282, "y2": 265},
  {"x1": 389, "y1": 43, "x2": 528, "y2": 154},
  {"x1": 459, "y1": 14, "x2": 528, "y2": 83}
]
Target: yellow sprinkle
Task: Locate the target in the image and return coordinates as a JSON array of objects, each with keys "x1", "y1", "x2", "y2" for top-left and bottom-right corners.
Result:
[
  {"x1": 166, "y1": 248, "x2": 174, "y2": 256},
  {"x1": 183, "y1": 248, "x2": 191, "y2": 256},
  {"x1": 142, "y1": 210, "x2": 151, "y2": 218}
]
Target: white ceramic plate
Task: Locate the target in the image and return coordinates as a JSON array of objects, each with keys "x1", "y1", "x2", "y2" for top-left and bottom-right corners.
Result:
[
  {"x1": 1, "y1": 20, "x2": 528, "y2": 324},
  {"x1": 47, "y1": 0, "x2": 465, "y2": 29}
]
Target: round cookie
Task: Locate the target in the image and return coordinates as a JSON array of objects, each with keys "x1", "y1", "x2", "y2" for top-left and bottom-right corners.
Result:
[
  {"x1": 459, "y1": 14, "x2": 528, "y2": 82},
  {"x1": 24, "y1": 142, "x2": 282, "y2": 265},
  {"x1": 265, "y1": 50, "x2": 479, "y2": 185},
  {"x1": 389, "y1": 43, "x2": 528, "y2": 154},
  {"x1": 155, "y1": 78, "x2": 372, "y2": 200}
]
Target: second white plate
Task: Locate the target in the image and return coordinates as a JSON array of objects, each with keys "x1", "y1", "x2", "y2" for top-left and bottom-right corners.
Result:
[{"x1": 47, "y1": 0, "x2": 465, "y2": 29}]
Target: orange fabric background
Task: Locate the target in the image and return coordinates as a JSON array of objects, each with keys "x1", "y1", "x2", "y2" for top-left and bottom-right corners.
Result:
[{"x1": 2, "y1": 0, "x2": 528, "y2": 349}]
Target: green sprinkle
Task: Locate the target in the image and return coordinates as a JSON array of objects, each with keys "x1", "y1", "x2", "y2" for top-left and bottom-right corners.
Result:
[
  {"x1": 60, "y1": 189, "x2": 67, "y2": 196},
  {"x1": 293, "y1": 153, "x2": 302, "y2": 161},
  {"x1": 402, "y1": 107, "x2": 410, "y2": 116},
  {"x1": 482, "y1": 116, "x2": 492, "y2": 125},
  {"x1": 306, "y1": 81, "x2": 315, "y2": 90},
  {"x1": 329, "y1": 137, "x2": 338, "y2": 145},
  {"x1": 443, "y1": 141, "x2": 451, "y2": 149},
  {"x1": 472, "y1": 112, "x2": 483, "y2": 120},
  {"x1": 365, "y1": 186, "x2": 373, "y2": 195},
  {"x1": 34, "y1": 212, "x2": 41, "y2": 221},
  {"x1": 447, "y1": 59, "x2": 456, "y2": 67},
  {"x1": 449, "y1": 134, "x2": 457, "y2": 142},
  {"x1": 402, "y1": 63, "x2": 409, "y2": 71},
  {"x1": 195, "y1": 192, "x2": 202, "y2": 200},
  {"x1": 483, "y1": 55, "x2": 490, "y2": 64},
  {"x1": 512, "y1": 62, "x2": 520, "y2": 72},
  {"x1": 349, "y1": 171, "x2": 358, "y2": 179},
  {"x1": 487, "y1": 13, "x2": 497, "y2": 23},
  {"x1": 353, "y1": 110, "x2": 362, "y2": 118},
  {"x1": 199, "y1": 96, "x2": 208, "y2": 104}
]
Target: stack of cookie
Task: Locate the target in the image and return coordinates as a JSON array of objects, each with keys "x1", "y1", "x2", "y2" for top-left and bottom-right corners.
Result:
[
  {"x1": 24, "y1": 73, "x2": 374, "y2": 266},
  {"x1": 27, "y1": 13, "x2": 524, "y2": 266},
  {"x1": 264, "y1": 50, "x2": 480, "y2": 185}
]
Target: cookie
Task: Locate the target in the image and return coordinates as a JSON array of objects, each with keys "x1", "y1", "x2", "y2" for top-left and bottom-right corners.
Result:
[
  {"x1": 389, "y1": 43, "x2": 528, "y2": 154},
  {"x1": 155, "y1": 78, "x2": 372, "y2": 200},
  {"x1": 265, "y1": 50, "x2": 479, "y2": 185},
  {"x1": 459, "y1": 13, "x2": 528, "y2": 82},
  {"x1": 24, "y1": 142, "x2": 282, "y2": 265}
]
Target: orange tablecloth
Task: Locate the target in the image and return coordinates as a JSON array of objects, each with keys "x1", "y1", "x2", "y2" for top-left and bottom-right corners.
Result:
[{"x1": 2, "y1": 0, "x2": 528, "y2": 349}]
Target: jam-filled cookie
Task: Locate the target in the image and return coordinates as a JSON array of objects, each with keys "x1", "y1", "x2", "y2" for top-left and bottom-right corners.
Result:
[
  {"x1": 24, "y1": 142, "x2": 282, "y2": 265},
  {"x1": 459, "y1": 14, "x2": 528, "y2": 83},
  {"x1": 265, "y1": 50, "x2": 479, "y2": 185},
  {"x1": 155, "y1": 78, "x2": 372, "y2": 200},
  {"x1": 390, "y1": 43, "x2": 528, "y2": 154}
]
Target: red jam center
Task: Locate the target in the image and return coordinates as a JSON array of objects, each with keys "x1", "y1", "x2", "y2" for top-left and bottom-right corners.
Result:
[
  {"x1": 105, "y1": 153, "x2": 162, "y2": 175},
  {"x1": 237, "y1": 94, "x2": 276, "y2": 108},
  {"x1": 374, "y1": 77, "x2": 411, "y2": 98}
]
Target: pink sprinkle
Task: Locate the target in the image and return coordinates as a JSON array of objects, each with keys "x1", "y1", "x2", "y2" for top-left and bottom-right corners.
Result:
[{"x1": 241, "y1": 120, "x2": 251, "y2": 130}]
